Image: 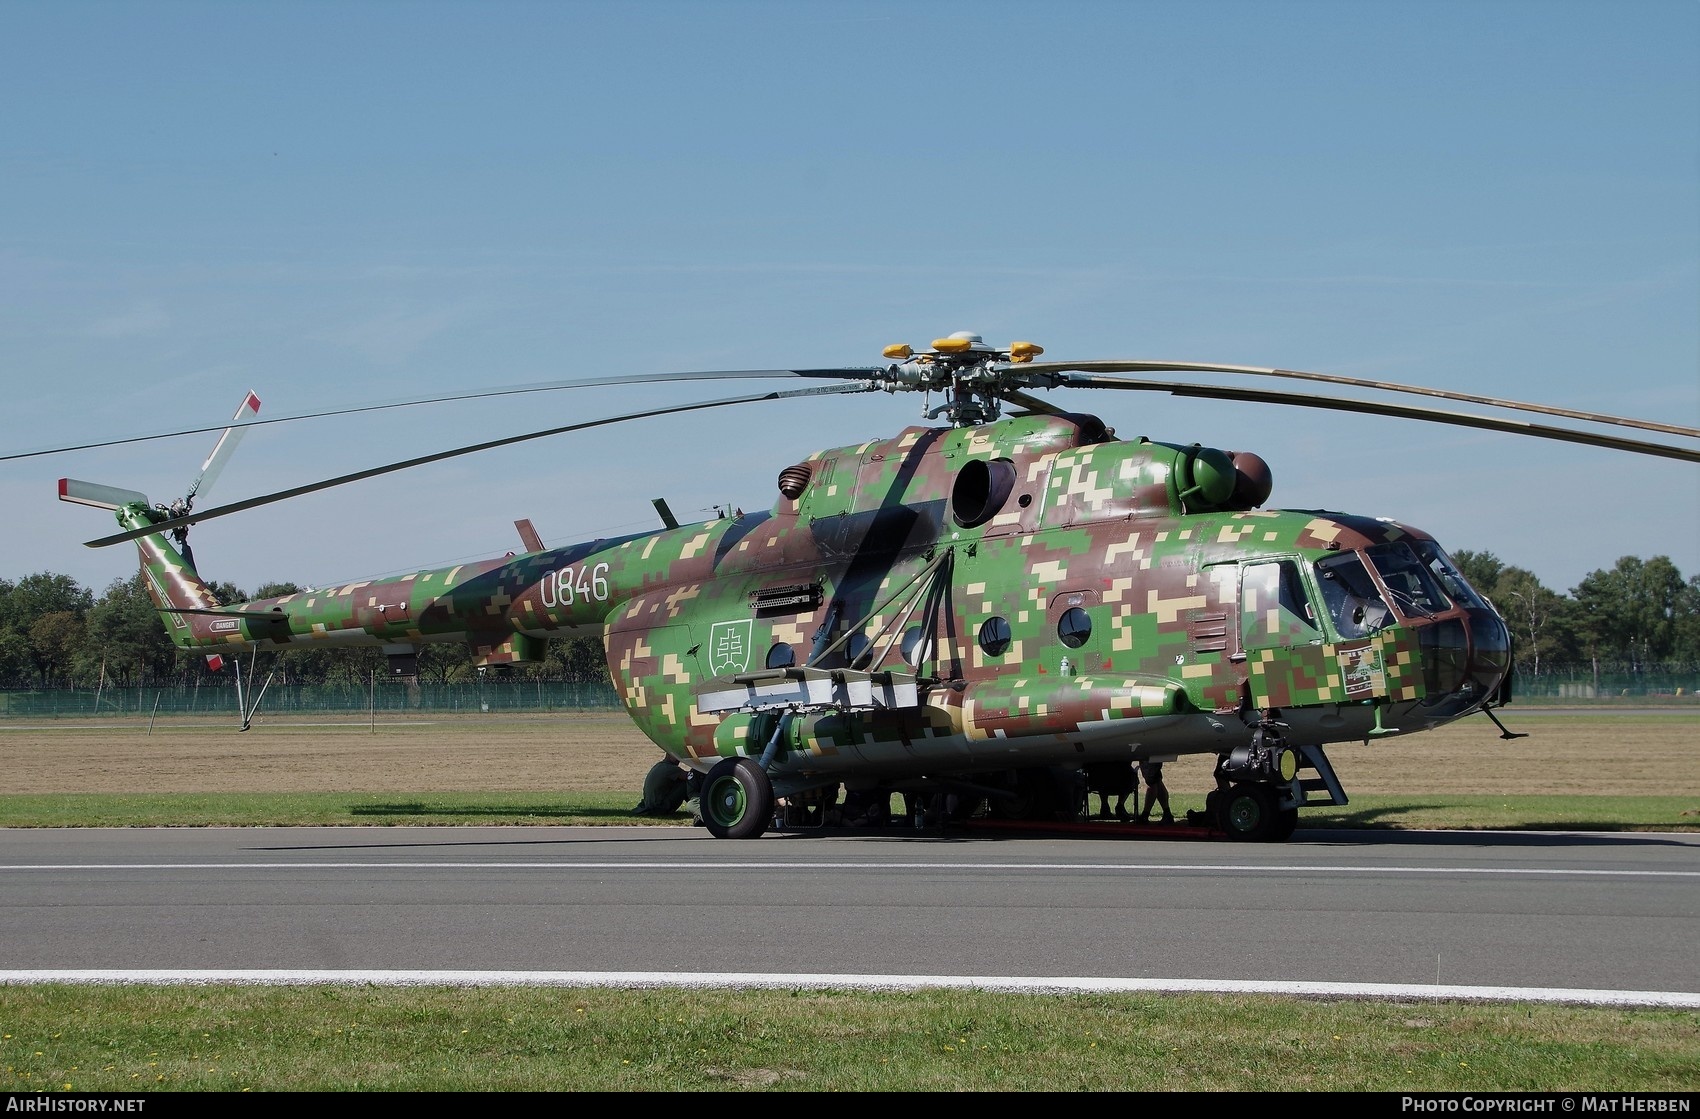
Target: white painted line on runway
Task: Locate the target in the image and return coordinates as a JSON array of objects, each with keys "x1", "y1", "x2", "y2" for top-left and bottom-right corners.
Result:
[
  {"x1": 0, "y1": 970, "x2": 1694, "y2": 1008},
  {"x1": 4, "y1": 860, "x2": 1698, "y2": 877}
]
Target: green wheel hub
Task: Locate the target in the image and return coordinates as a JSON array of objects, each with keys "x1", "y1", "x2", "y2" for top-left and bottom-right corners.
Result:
[
  {"x1": 699, "y1": 756, "x2": 775, "y2": 839},
  {"x1": 706, "y1": 773, "x2": 747, "y2": 828}
]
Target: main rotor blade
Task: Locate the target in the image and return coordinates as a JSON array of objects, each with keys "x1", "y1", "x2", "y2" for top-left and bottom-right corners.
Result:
[
  {"x1": 84, "y1": 382, "x2": 876, "y2": 549},
  {"x1": 1056, "y1": 374, "x2": 1700, "y2": 463},
  {"x1": 1023, "y1": 360, "x2": 1700, "y2": 439},
  {"x1": 8, "y1": 367, "x2": 883, "y2": 464}
]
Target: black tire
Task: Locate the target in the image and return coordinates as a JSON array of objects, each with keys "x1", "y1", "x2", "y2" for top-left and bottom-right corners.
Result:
[
  {"x1": 701, "y1": 757, "x2": 774, "y2": 840},
  {"x1": 1268, "y1": 806, "x2": 1300, "y2": 842},
  {"x1": 1217, "y1": 783, "x2": 1277, "y2": 842}
]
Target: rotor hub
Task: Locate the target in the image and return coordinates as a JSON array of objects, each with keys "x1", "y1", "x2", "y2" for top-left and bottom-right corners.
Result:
[{"x1": 876, "y1": 332, "x2": 1049, "y2": 426}]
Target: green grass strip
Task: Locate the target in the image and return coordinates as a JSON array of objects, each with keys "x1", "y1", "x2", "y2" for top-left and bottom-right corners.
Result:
[{"x1": 2, "y1": 984, "x2": 1695, "y2": 1092}]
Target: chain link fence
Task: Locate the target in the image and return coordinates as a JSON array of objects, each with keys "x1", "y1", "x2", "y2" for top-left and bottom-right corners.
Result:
[
  {"x1": 1512, "y1": 664, "x2": 1699, "y2": 701},
  {"x1": 0, "y1": 678, "x2": 623, "y2": 718},
  {"x1": 4, "y1": 663, "x2": 1695, "y2": 719}
]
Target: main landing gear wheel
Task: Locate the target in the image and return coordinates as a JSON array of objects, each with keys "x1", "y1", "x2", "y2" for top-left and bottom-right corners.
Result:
[
  {"x1": 1269, "y1": 806, "x2": 1299, "y2": 842},
  {"x1": 701, "y1": 757, "x2": 774, "y2": 840},
  {"x1": 1217, "y1": 782, "x2": 1277, "y2": 842}
]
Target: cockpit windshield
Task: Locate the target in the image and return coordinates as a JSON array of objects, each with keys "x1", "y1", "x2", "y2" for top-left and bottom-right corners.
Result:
[
  {"x1": 1315, "y1": 552, "x2": 1392, "y2": 638},
  {"x1": 1363, "y1": 541, "x2": 1455, "y2": 619},
  {"x1": 1408, "y1": 539, "x2": 1492, "y2": 611}
]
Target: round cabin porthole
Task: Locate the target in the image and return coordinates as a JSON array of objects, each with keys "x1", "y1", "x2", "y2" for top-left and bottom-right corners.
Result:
[
  {"x1": 1058, "y1": 607, "x2": 1092, "y2": 648},
  {"x1": 978, "y1": 616, "x2": 1012, "y2": 657},
  {"x1": 901, "y1": 626, "x2": 934, "y2": 666}
]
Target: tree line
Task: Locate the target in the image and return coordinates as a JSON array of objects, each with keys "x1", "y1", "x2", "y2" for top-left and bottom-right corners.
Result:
[
  {"x1": 0, "y1": 574, "x2": 608, "y2": 689},
  {"x1": 2, "y1": 553, "x2": 1696, "y2": 691},
  {"x1": 1451, "y1": 552, "x2": 1700, "y2": 679}
]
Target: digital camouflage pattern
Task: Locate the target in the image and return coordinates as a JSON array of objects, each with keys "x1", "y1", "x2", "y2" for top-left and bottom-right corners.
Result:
[
  {"x1": 107, "y1": 400, "x2": 1512, "y2": 840},
  {"x1": 70, "y1": 334, "x2": 1612, "y2": 840}
]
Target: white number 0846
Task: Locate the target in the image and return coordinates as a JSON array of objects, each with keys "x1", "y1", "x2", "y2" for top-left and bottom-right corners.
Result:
[{"x1": 539, "y1": 562, "x2": 610, "y2": 608}]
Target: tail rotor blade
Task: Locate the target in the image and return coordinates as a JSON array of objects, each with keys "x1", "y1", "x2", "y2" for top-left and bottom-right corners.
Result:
[
  {"x1": 186, "y1": 391, "x2": 261, "y2": 503},
  {"x1": 58, "y1": 478, "x2": 150, "y2": 510}
]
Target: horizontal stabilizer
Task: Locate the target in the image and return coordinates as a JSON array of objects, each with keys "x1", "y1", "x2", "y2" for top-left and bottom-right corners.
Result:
[{"x1": 59, "y1": 478, "x2": 149, "y2": 510}]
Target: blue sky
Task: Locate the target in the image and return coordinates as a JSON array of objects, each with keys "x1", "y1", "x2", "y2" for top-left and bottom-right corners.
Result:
[{"x1": 3, "y1": 0, "x2": 1696, "y2": 599}]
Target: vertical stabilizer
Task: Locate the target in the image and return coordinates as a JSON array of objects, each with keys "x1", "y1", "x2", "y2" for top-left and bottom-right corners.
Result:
[{"x1": 115, "y1": 502, "x2": 228, "y2": 656}]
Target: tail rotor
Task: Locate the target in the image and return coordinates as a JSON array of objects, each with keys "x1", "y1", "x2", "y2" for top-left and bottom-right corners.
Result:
[
  {"x1": 162, "y1": 391, "x2": 261, "y2": 566},
  {"x1": 58, "y1": 391, "x2": 262, "y2": 675}
]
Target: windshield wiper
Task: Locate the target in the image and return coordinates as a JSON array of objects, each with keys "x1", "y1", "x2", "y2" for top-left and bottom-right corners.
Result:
[{"x1": 1385, "y1": 586, "x2": 1436, "y2": 618}]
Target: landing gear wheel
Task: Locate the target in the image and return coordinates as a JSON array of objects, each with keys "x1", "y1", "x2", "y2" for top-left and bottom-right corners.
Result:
[
  {"x1": 1217, "y1": 783, "x2": 1277, "y2": 842},
  {"x1": 1268, "y1": 806, "x2": 1299, "y2": 842},
  {"x1": 701, "y1": 757, "x2": 774, "y2": 840}
]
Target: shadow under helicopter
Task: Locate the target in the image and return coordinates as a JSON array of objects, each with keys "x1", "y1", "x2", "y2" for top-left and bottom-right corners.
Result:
[{"x1": 265, "y1": 813, "x2": 1697, "y2": 851}]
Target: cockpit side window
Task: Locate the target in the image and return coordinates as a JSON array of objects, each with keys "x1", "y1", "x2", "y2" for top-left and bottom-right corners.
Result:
[
  {"x1": 1365, "y1": 541, "x2": 1454, "y2": 619},
  {"x1": 1409, "y1": 539, "x2": 1491, "y2": 611},
  {"x1": 1315, "y1": 553, "x2": 1392, "y2": 638},
  {"x1": 1241, "y1": 560, "x2": 1320, "y2": 649}
]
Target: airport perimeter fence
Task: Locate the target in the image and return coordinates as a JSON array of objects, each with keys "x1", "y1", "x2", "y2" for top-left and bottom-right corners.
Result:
[
  {"x1": 2, "y1": 664, "x2": 1695, "y2": 720},
  {"x1": 1511, "y1": 664, "x2": 1699, "y2": 701},
  {"x1": 0, "y1": 678, "x2": 624, "y2": 719}
]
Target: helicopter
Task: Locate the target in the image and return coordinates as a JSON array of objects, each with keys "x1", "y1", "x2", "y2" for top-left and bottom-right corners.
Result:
[{"x1": 55, "y1": 333, "x2": 1700, "y2": 841}]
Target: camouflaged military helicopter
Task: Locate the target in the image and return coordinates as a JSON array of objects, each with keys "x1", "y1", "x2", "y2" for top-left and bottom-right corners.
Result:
[{"x1": 58, "y1": 333, "x2": 1700, "y2": 841}]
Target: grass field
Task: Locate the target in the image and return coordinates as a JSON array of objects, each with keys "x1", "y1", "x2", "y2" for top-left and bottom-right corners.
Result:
[
  {"x1": 4, "y1": 985, "x2": 1697, "y2": 1093},
  {"x1": 1, "y1": 706, "x2": 1695, "y2": 828},
  {"x1": 2, "y1": 707, "x2": 1696, "y2": 1093}
]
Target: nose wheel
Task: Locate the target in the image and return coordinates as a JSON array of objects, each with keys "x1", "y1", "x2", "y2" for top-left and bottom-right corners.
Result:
[{"x1": 701, "y1": 757, "x2": 775, "y2": 839}]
